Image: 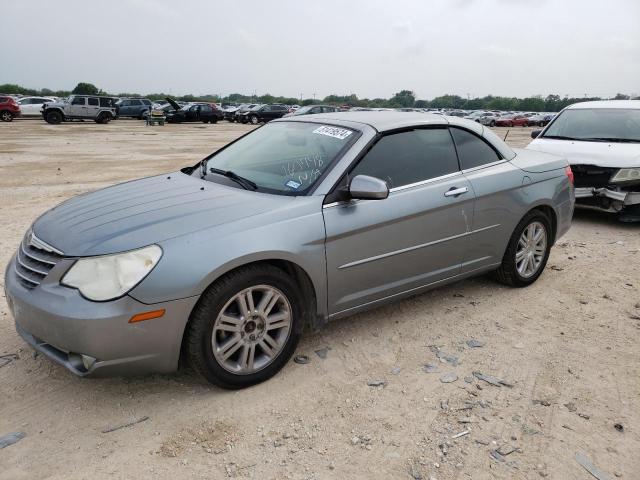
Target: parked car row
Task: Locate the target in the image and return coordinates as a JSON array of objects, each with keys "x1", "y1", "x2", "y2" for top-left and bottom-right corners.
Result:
[{"x1": 0, "y1": 94, "x2": 558, "y2": 127}]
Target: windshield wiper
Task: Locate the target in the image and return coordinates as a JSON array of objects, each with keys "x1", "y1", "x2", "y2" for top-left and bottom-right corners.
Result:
[
  {"x1": 542, "y1": 135, "x2": 582, "y2": 141},
  {"x1": 209, "y1": 167, "x2": 257, "y2": 190},
  {"x1": 585, "y1": 137, "x2": 640, "y2": 143}
]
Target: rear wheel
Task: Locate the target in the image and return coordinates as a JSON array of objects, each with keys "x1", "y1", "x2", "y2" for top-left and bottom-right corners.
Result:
[
  {"x1": 0, "y1": 110, "x2": 13, "y2": 122},
  {"x1": 495, "y1": 210, "x2": 552, "y2": 287},
  {"x1": 249, "y1": 115, "x2": 259, "y2": 125},
  {"x1": 45, "y1": 110, "x2": 62, "y2": 124},
  {"x1": 185, "y1": 265, "x2": 304, "y2": 389},
  {"x1": 489, "y1": 120, "x2": 496, "y2": 127},
  {"x1": 95, "y1": 112, "x2": 112, "y2": 124}
]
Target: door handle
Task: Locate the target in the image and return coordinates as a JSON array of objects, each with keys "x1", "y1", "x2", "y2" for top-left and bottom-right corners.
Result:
[{"x1": 444, "y1": 187, "x2": 469, "y2": 197}]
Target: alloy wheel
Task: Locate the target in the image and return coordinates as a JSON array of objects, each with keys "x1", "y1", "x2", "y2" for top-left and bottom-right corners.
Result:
[
  {"x1": 212, "y1": 285, "x2": 292, "y2": 375},
  {"x1": 1, "y1": 111, "x2": 12, "y2": 121},
  {"x1": 515, "y1": 221, "x2": 547, "y2": 278}
]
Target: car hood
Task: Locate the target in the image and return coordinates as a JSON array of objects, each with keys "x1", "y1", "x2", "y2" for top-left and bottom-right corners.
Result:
[
  {"x1": 32, "y1": 172, "x2": 296, "y2": 257},
  {"x1": 164, "y1": 97, "x2": 181, "y2": 111},
  {"x1": 526, "y1": 138, "x2": 640, "y2": 168}
]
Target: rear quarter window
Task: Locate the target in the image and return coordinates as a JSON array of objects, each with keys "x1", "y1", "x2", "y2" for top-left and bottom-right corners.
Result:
[{"x1": 450, "y1": 127, "x2": 501, "y2": 170}]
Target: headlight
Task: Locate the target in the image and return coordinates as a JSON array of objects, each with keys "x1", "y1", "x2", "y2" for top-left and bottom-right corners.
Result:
[
  {"x1": 61, "y1": 245, "x2": 162, "y2": 301},
  {"x1": 611, "y1": 168, "x2": 640, "y2": 184}
]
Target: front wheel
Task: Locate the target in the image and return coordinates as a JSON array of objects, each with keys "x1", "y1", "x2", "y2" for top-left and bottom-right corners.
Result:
[
  {"x1": 185, "y1": 265, "x2": 304, "y2": 389},
  {"x1": 45, "y1": 110, "x2": 63, "y2": 124},
  {"x1": 0, "y1": 110, "x2": 13, "y2": 122},
  {"x1": 249, "y1": 115, "x2": 259, "y2": 125},
  {"x1": 489, "y1": 121, "x2": 496, "y2": 127},
  {"x1": 494, "y1": 210, "x2": 552, "y2": 287}
]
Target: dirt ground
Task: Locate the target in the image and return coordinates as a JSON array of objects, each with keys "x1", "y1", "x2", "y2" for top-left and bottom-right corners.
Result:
[{"x1": 0, "y1": 119, "x2": 638, "y2": 480}]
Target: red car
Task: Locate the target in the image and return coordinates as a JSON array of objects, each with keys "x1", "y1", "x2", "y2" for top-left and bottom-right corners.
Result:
[
  {"x1": 0, "y1": 96, "x2": 21, "y2": 122},
  {"x1": 495, "y1": 114, "x2": 529, "y2": 127}
]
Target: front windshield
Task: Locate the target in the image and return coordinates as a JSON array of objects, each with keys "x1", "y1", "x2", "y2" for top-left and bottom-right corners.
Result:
[
  {"x1": 203, "y1": 122, "x2": 358, "y2": 194},
  {"x1": 543, "y1": 108, "x2": 640, "y2": 142}
]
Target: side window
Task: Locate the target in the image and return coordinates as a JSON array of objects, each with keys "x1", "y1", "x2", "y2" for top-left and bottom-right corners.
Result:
[
  {"x1": 142, "y1": 100, "x2": 151, "y2": 105},
  {"x1": 121, "y1": 100, "x2": 130, "y2": 107},
  {"x1": 100, "y1": 98, "x2": 112, "y2": 107},
  {"x1": 262, "y1": 105, "x2": 271, "y2": 112},
  {"x1": 350, "y1": 128, "x2": 459, "y2": 189},
  {"x1": 450, "y1": 128, "x2": 501, "y2": 170},
  {"x1": 88, "y1": 97, "x2": 99, "y2": 106},
  {"x1": 200, "y1": 105, "x2": 212, "y2": 113},
  {"x1": 71, "y1": 97, "x2": 85, "y2": 105},
  {"x1": 131, "y1": 99, "x2": 142, "y2": 106}
]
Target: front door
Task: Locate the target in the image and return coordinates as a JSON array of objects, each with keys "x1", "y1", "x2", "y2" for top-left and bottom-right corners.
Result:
[
  {"x1": 69, "y1": 96, "x2": 87, "y2": 117},
  {"x1": 323, "y1": 127, "x2": 474, "y2": 316}
]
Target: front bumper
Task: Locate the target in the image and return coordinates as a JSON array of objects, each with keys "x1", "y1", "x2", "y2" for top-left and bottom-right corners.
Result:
[
  {"x1": 5, "y1": 254, "x2": 199, "y2": 377},
  {"x1": 574, "y1": 187, "x2": 640, "y2": 212}
]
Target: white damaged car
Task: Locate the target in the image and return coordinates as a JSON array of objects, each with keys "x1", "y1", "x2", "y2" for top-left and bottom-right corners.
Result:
[{"x1": 527, "y1": 100, "x2": 640, "y2": 222}]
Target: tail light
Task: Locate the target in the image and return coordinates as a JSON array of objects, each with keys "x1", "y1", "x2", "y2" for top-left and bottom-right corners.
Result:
[{"x1": 565, "y1": 165, "x2": 574, "y2": 185}]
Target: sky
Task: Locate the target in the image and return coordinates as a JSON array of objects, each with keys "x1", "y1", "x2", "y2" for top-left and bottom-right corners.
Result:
[{"x1": 1, "y1": 0, "x2": 639, "y2": 100}]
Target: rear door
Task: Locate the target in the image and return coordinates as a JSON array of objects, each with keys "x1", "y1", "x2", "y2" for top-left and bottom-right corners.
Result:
[
  {"x1": 87, "y1": 97, "x2": 100, "y2": 118},
  {"x1": 323, "y1": 127, "x2": 474, "y2": 316},
  {"x1": 450, "y1": 127, "x2": 523, "y2": 271}
]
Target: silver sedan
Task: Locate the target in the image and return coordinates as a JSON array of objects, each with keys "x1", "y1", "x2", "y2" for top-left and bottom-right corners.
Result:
[{"x1": 5, "y1": 112, "x2": 575, "y2": 388}]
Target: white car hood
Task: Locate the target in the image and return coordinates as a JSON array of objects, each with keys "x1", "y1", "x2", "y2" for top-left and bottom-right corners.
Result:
[{"x1": 526, "y1": 138, "x2": 640, "y2": 168}]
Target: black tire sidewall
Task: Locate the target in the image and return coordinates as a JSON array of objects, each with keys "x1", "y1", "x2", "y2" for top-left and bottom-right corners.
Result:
[
  {"x1": 188, "y1": 266, "x2": 304, "y2": 389},
  {"x1": 46, "y1": 111, "x2": 62, "y2": 124}
]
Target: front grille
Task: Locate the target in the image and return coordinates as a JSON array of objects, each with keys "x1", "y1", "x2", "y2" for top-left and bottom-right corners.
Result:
[
  {"x1": 14, "y1": 233, "x2": 63, "y2": 289},
  {"x1": 572, "y1": 165, "x2": 617, "y2": 189}
]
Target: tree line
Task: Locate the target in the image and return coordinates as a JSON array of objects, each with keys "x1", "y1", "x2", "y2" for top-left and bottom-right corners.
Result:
[{"x1": 1, "y1": 83, "x2": 637, "y2": 113}]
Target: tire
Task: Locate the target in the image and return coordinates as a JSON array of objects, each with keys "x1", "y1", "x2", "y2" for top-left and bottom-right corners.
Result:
[
  {"x1": 249, "y1": 115, "x2": 259, "y2": 125},
  {"x1": 203, "y1": 120, "x2": 209, "y2": 123},
  {"x1": 139, "y1": 110, "x2": 149, "y2": 120},
  {"x1": 539, "y1": 121, "x2": 544, "y2": 127},
  {"x1": 0, "y1": 110, "x2": 13, "y2": 122},
  {"x1": 494, "y1": 209, "x2": 552, "y2": 287},
  {"x1": 185, "y1": 264, "x2": 304, "y2": 389},
  {"x1": 95, "y1": 112, "x2": 112, "y2": 124},
  {"x1": 45, "y1": 110, "x2": 62, "y2": 124},
  {"x1": 489, "y1": 121, "x2": 496, "y2": 127},
  {"x1": 523, "y1": 122, "x2": 528, "y2": 127}
]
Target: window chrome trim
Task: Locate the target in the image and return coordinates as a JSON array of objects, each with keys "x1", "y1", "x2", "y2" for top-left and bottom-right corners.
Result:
[
  {"x1": 338, "y1": 224, "x2": 501, "y2": 269},
  {"x1": 322, "y1": 170, "x2": 467, "y2": 209},
  {"x1": 389, "y1": 171, "x2": 463, "y2": 193},
  {"x1": 460, "y1": 159, "x2": 507, "y2": 174}
]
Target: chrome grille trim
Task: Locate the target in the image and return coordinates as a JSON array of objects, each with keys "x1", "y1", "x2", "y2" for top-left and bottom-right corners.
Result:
[
  {"x1": 14, "y1": 263, "x2": 40, "y2": 286},
  {"x1": 20, "y1": 241, "x2": 57, "y2": 265},
  {"x1": 14, "y1": 231, "x2": 64, "y2": 289}
]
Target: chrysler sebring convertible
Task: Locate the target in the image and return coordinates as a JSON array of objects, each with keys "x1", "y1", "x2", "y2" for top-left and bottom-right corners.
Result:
[{"x1": 6, "y1": 112, "x2": 574, "y2": 389}]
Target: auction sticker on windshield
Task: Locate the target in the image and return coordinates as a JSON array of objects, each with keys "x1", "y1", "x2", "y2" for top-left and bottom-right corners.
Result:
[{"x1": 313, "y1": 125, "x2": 353, "y2": 140}]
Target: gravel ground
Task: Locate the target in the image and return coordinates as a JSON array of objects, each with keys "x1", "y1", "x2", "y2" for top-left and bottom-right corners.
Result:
[{"x1": 0, "y1": 119, "x2": 638, "y2": 480}]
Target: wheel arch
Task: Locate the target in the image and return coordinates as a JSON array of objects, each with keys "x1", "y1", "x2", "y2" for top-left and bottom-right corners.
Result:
[{"x1": 529, "y1": 203, "x2": 558, "y2": 244}]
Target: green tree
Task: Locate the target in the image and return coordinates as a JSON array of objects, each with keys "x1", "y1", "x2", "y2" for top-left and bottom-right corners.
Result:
[
  {"x1": 389, "y1": 90, "x2": 415, "y2": 108},
  {"x1": 71, "y1": 82, "x2": 101, "y2": 95},
  {"x1": 613, "y1": 93, "x2": 630, "y2": 100}
]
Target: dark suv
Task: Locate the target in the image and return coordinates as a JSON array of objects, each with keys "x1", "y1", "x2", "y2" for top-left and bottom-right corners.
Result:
[
  {"x1": 0, "y1": 96, "x2": 21, "y2": 122},
  {"x1": 115, "y1": 98, "x2": 153, "y2": 119},
  {"x1": 239, "y1": 104, "x2": 289, "y2": 124}
]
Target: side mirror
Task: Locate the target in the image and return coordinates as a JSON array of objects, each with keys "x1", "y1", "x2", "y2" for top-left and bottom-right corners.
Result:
[
  {"x1": 531, "y1": 130, "x2": 542, "y2": 139},
  {"x1": 349, "y1": 175, "x2": 389, "y2": 200}
]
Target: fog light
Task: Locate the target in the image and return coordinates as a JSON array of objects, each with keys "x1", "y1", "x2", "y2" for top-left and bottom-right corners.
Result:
[{"x1": 81, "y1": 354, "x2": 96, "y2": 370}]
